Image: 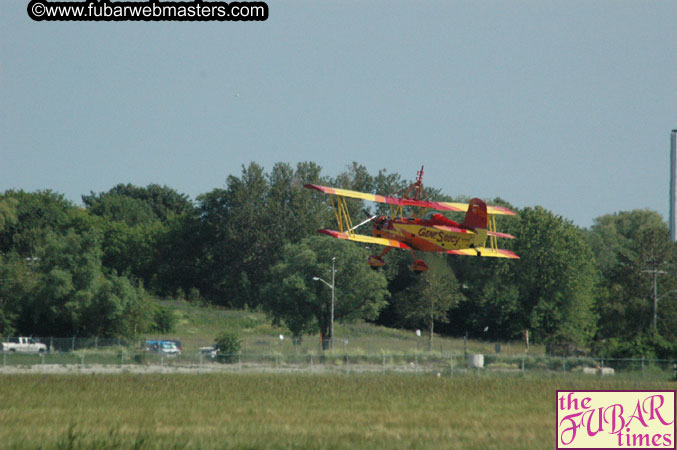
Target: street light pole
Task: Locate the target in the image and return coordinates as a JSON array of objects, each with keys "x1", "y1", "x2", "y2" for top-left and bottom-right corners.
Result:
[
  {"x1": 330, "y1": 257, "x2": 335, "y2": 350},
  {"x1": 312, "y1": 256, "x2": 336, "y2": 350}
]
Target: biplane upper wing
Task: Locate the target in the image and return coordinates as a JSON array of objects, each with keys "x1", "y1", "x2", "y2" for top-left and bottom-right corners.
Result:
[
  {"x1": 437, "y1": 202, "x2": 516, "y2": 216},
  {"x1": 317, "y1": 229, "x2": 411, "y2": 249},
  {"x1": 304, "y1": 184, "x2": 516, "y2": 215},
  {"x1": 446, "y1": 248, "x2": 519, "y2": 259}
]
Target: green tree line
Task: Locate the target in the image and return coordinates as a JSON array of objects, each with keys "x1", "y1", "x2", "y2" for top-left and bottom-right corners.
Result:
[{"x1": 0, "y1": 162, "x2": 675, "y2": 358}]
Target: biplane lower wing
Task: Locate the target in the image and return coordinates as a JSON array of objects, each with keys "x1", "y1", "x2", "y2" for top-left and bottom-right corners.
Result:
[
  {"x1": 487, "y1": 230, "x2": 515, "y2": 239},
  {"x1": 446, "y1": 248, "x2": 519, "y2": 259},
  {"x1": 317, "y1": 229, "x2": 411, "y2": 249}
]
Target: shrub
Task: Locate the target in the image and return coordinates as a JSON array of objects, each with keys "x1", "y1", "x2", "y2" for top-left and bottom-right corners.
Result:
[
  {"x1": 592, "y1": 334, "x2": 677, "y2": 360},
  {"x1": 152, "y1": 305, "x2": 176, "y2": 333},
  {"x1": 215, "y1": 331, "x2": 241, "y2": 363}
]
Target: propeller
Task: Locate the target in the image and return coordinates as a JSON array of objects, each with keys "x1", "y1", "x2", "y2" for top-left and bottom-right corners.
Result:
[{"x1": 346, "y1": 209, "x2": 378, "y2": 233}]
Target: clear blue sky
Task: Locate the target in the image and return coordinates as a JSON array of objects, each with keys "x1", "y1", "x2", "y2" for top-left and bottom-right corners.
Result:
[{"x1": 2, "y1": 1, "x2": 676, "y2": 228}]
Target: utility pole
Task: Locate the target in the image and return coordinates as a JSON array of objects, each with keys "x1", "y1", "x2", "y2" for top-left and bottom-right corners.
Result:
[
  {"x1": 670, "y1": 130, "x2": 676, "y2": 242},
  {"x1": 642, "y1": 268, "x2": 667, "y2": 334},
  {"x1": 652, "y1": 269, "x2": 660, "y2": 334}
]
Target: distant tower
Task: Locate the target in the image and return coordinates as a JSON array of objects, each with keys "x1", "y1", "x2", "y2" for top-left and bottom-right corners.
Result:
[{"x1": 671, "y1": 130, "x2": 677, "y2": 241}]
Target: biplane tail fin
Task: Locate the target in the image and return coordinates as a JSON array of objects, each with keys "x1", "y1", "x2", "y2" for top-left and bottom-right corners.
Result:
[{"x1": 461, "y1": 198, "x2": 488, "y2": 230}]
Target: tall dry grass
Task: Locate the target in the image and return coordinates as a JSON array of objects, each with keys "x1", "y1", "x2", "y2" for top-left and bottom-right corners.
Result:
[{"x1": 1, "y1": 372, "x2": 672, "y2": 449}]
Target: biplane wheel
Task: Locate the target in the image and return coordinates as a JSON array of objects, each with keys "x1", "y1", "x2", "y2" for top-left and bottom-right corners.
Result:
[
  {"x1": 412, "y1": 259, "x2": 428, "y2": 273},
  {"x1": 368, "y1": 255, "x2": 386, "y2": 269}
]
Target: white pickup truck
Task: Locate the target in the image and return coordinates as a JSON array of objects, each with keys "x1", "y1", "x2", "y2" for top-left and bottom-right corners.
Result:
[{"x1": 1, "y1": 337, "x2": 47, "y2": 353}]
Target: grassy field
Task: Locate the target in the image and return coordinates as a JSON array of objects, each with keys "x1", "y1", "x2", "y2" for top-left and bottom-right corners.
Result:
[
  {"x1": 165, "y1": 300, "x2": 544, "y2": 357},
  {"x1": 1, "y1": 372, "x2": 674, "y2": 449}
]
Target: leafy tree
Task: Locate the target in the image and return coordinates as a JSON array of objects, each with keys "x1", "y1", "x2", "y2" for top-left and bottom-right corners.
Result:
[
  {"x1": 83, "y1": 183, "x2": 193, "y2": 225},
  {"x1": 81, "y1": 272, "x2": 151, "y2": 338},
  {"x1": 0, "y1": 197, "x2": 18, "y2": 232},
  {"x1": 12, "y1": 230, "x2": 151, "y2": 337},
  {"x1": 393, "y1": 255, "x2": 465, "y2": 351},
  {"x1": 0, "y1": 253, "x2": 33, "y2": 337},
  {"x1": 508, "y1": 207, "x2": 598, "y2": 351},
  {"x1": 586, "y1": 209, "x2": 666, "y2": 275},
  {"x1": 197, "y1": 163, "x2": 271, "y2": 306},
  {"x1": 267, "y1": 161, "x2": 331, "y2": 243},
  {"x1": 442, "y1": 206, "x2": 596, "y2": 353},
  {"x1": 151, "y1": 212, "x2": 205, "y2": 298},
  {"x1": 0, "y1": 192, "x2": 156, "y2": 338},
  {"x1": 82, "y1": 184, "x2": 198, "y2": 296},
  {"x1": 587, "y1": 210, "x2": 677, "y2": 353},
  {"x1": 263, "y1": 236, "x2": 389, "y2": 349},
  {"x1": 82, "y1": 193, "x2": 156, "y2": 226},
  {"x1": 0, "y1": 190, "x2": 75, "y2": 257},
  {"x1": 196, "y1": 162, "x2": 331, "y2": 306},
  {"x1": 98, "y1": 219, "x2": 167, "y2": 287}
]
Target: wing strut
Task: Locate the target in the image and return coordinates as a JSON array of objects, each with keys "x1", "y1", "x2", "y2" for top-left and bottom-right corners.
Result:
[
  {"x1": 489, "y1": 215, "x2": 498, "y2": 251},
  {"x1": 330, "y1": 195, "x2": 355, "y2": 234}
]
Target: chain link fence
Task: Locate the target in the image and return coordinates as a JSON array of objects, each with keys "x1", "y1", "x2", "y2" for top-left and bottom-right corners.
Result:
[{"x1": 1, "y1": 336, "x2": 675, "y2": 378}]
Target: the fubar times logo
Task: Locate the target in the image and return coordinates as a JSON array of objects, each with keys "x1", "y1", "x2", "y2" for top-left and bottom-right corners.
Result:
[{"x1": 557, "y1": 390, "x2": 676, "y2": 449}]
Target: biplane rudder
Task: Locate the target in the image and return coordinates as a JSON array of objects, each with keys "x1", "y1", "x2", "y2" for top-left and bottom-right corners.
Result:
[{"x1": 461, "y1": 198, "x2": 488, "y2": 230}]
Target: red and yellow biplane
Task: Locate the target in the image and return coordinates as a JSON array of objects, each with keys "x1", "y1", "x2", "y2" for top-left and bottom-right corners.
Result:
[{"x1": 304, "y1": 167, "x2": 519, "y2": 272}]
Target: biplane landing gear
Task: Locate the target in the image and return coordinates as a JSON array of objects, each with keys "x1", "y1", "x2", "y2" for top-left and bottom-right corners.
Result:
[
  {"x1": 368, "y1": 247, "x2": 391, "y2": 270},
  {"x1": 409, "y1": 249, "x2": 428, "y2": 273}
]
